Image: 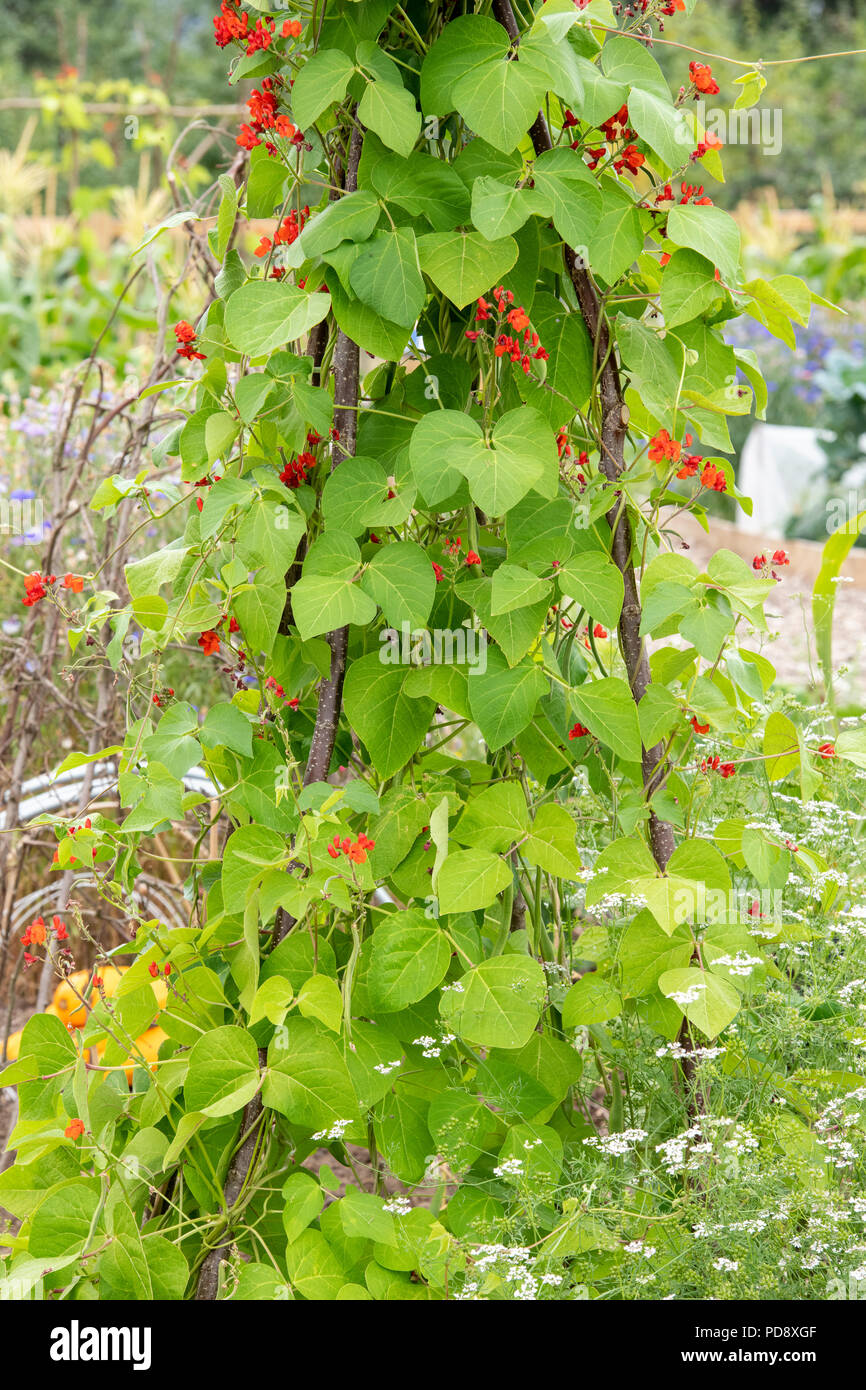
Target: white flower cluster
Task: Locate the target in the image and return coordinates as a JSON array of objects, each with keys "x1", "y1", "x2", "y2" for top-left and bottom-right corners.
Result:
[
  {"x1": 583, "y1": 1128, "x2": 648, "y2": 1158},
  {"x1": 458, "y1": 1245, "x2": 563, "y2": 1302},
  {"x1": 665, "y1": 982, "x2": 706, "y2": 1006},
  {"x1": 373, "y1": 1058, "x2": 403, "y2": 1076},
  {"x1": 383, "y1": 1195, "x2": 412, "y2": 1215},
  {"x1": 711, "y1": 951, "x2": 764, "y2": 978},
  {"x1": 655, "y1": 1118, "x2": 759, "y2": 1175},
  {"x1": 655, "y1": 1042, "x2": 726, "y2": 1061},
  {"x1": 493, "y1": 1157, "x2": 525, "y2": 1178},
  {"x1": 412, "y1": 1032, "x2": 455, "y2": 1058},
  {"x1": 311, "y1": 1118, "x2": 351, "y2": 1142}
]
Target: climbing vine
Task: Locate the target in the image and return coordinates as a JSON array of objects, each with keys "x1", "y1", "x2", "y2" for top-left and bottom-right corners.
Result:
[{"x1": 1, "y1": 0, "x2": 857, "y2": 1304}]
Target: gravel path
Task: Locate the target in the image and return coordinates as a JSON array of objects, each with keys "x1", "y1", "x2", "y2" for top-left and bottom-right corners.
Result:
[{"x1": 671, "y1": 514, "x2": 866, "y2": 703}]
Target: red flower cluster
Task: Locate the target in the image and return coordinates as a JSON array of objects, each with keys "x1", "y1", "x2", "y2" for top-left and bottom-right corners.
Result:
[
  {"x1": 465, "y1": 551, "x2": 481, "y2": 567},
  {"x1": 65, "y1": 1118, "x2": 86, "y2": 1140},
  {"x1": 569, "y1": 722, "x2": 589, "y2": 740},
  {"x1": 608, "y1": 0, "x2": 684, "y2": 17},
  {"x1": 648, "y1": 428, "x2": 682, "y2": 465},
  {"x1": 198, "y1": 630, "x2": 220, "y2": 656},
  {"x1": 213, "y1": 0, "x2": 276, "y2": 55},
  {"x1": 432, "y1": 561, "x2": 445, "y2": 583},
  {"x1": 600, "y1": 104, "x2": 633, "y2": 144},
  {"x1": 581, "y1": 104, "x2": 645, "y2": 176},
  {"x1": 237, "y1": 79, "x2": 300, "y2": 154},
  {"x1": 692, "y1": 132, "x2": 724, "y2": 161},
  {"x1": 467, "y1": 286, "x2": 548, "y2": 375},
  {"x1": 697, "y1": 462, "x2": 726, "y2": 492},
  {"x1": 265, "y1": 677, "x2": 299, "y2": 708},
  {"x1": 22, "y1": 571, "x2": 54, "y2": 606},
  {"x1": 265, "y1": 676, "x2": 287, "y2": 699},
  {"x1": 650, "y1": 182, "x2": 713, "y2": 213},
  {"x1": 679, "y1": 182, "x2": 713, "y2": 207},
  {"x1": 247, "y1": 82, "x2": 278, "y2": 129},
  {"x1": 148, "y1": 961, "x2": 171, "y2": 979},
  {"x1": 566, "y1": 446, "x2": 589, "y2": 488},
  {"x1": 279, "y1": 450, "x2": 315, "y2": 488},
  {"x1": 616, "y1": 144, "x2": 646, "y2": 175},
  {"x1": 22, "y1": 569, "x2": 85, "y2": 605},
  {"x1": 689, "y1": 62, "x2": 720, "y2": 96},
  {"x1": 327, "y1": 831, "x2": 376, "y2": 865},
  {"x1": 213, "y1": 0, "x2": 247, "y2": 47},
  {"x1": 175, "y1": 320, "x2": 205, "y2": 361},
  {"x1": 190, "y1": 474, "x2": 212, "y2": 513},
  {"x1": 255, "y1": 207, "x2": 310, "y2": 258},
  {"x1": 21, "y1": 914, "x2": 68, "y2": 967},
  {"x1": 51, "y1": 817, "x2": 96, "y2": 867},
  {"x1": 701, "y1": 755, "x2": 736, "y2": 777},
  {"x1": 653, "y1": 431, "x2": 726, "y2": 493},
  {"x1": 753, "y1": 549, "x2": 789, "y2": 578},
  {"x1": 817, "y1": 742, "x2": 836, "y2": 759},
  {"x1": 690, "y1": 715, "x2": 710, "y2": 734}
]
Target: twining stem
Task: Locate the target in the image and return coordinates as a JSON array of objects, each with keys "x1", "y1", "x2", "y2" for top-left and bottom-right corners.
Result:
[
  {"x1": 194, "y1": 1071, "x2": 266, "y2": 1301},
  {"x1": 491, "y1": 0, "x2": 675, "y2": 875},
  {"x1": 194, "y1": 119, "x2": 365, "y2": 1301},
  {"x1": 273, "y1": 117, "x2": 364, "y2": 942},
  {"x1": 490, "y1": 0, "x2": 708, "y2": 1118}
]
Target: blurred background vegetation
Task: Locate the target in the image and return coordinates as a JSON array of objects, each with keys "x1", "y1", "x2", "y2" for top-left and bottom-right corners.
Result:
[
  {"x1": 0, "y1": 0, "x2": 863, "y2": 514},
  {"x1": 0, "y1": 0, "x2": 864, "y2": 995}
]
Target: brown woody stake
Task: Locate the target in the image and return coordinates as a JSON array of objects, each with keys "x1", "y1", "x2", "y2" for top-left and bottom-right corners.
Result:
[
  {"x1": 195, "y1": 121, "x2": 364, "y2": 1300},
  {"x1": 492, "y1": 0, "x2": 675, "y2": 874}
]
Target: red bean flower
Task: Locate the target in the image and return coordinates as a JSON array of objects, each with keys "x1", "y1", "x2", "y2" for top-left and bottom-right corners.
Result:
[
  {"x1": 649, "y1": 429, "x2": 681, "y2": 464},
  {"x1": 700, "y1": 462, "x2": 727, "y2": 493},
  {"x1": 689, "y1": 61, "x2": 720, "y2": 95},
  {"x1": 174, "y1": 321, "x2": 206, "y2": 361},
  {"x1": 22, "y1": 571, "x2": 50, "y2": 606},
  {"x1": 327, "y1": 831, "x2": 376, "y2": 865}
]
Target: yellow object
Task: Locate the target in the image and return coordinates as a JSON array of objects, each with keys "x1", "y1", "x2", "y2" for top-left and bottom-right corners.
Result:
[
  {"x1": 135, "y1": 1025, "x2": 168, "y2": 1071},
  {"x1": 150, "y1": 977, "x2": 169, "y2": 1011},
  {"x1": 8, "y1": 966, "x2": 168, "y2": 1074},
  {"x1": 52, "y1": 964, "x2": 128, "y2": 1028},
  {"x1": 89, "y1": 965, "x2": 127, "y2": 1001},
  {"x1": 96, "y1": 1024, "x2": 167, "y2": 1085},
  {"x1": 3, "y1": 1009, "x2": 70, "y2": 1062},
  {"x1": 52, "y1": 968, "x2": 92, "y2": 1028}
]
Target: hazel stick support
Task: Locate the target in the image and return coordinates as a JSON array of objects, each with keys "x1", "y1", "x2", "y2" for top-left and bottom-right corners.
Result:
[{"x1": 492, "y1": 0, "x2": 675, "y2": 874}]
